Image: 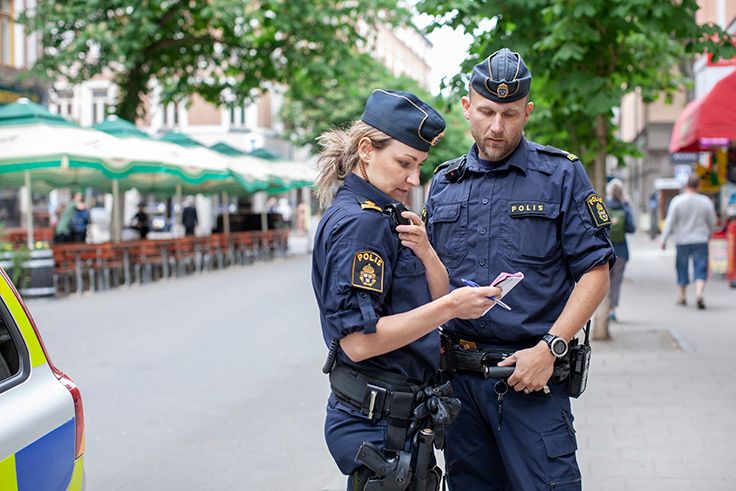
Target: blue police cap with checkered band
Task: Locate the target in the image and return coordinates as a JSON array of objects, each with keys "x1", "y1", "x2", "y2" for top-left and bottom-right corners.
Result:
[
  {"x1": 471, "y1": 48, "x2": 532, "y2": 103},
  {"x1": 361, "y1": 89, "x2": 446, "y2": 152}
]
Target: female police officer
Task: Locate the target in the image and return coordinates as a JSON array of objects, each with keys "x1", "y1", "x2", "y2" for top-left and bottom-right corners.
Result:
[{"x1": 311, "y1": 89, "x2": 502, "y2": 490}]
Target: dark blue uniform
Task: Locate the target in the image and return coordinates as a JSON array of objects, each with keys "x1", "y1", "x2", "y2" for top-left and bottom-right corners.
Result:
[
  {"x1": 313, "y1": 173, "x2": 439, "y2": 477},
  {"x1": 425, "y1": 140, "x2": 614, "y2": 490}
]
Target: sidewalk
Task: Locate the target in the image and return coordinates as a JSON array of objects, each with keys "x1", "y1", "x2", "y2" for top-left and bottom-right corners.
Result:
[
  {"x1": 575, "y1": 232, "x2": 736, "y2": 490},
  {"x1": 324, "y1": 232, "x2": 736, "y2": 490}
]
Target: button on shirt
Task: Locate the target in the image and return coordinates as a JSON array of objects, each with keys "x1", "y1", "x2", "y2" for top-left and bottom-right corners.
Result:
[
  {"x1": 425, "y1": 139, "x2": 615, "y2": 342},
  {"x1": 312, "y1": 173, "x2": 438, "y2": 383}
]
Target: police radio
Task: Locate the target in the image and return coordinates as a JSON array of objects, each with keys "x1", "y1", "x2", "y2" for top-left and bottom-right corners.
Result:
[
  {"x1": 384, "y1": 202, "x2": 411, "y2": 231},
  {"x1": 568, "y1": 321, "x2": 592, "y2": 398}
]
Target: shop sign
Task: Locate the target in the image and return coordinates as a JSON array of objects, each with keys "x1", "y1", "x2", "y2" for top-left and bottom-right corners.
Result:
[{"x1": 670, "y1": 152, "x2": 699, "y2": 165}]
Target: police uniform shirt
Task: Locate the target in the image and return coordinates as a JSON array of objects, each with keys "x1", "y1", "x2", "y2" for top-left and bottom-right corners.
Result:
[
  {"x1": 425, "y1": 138, "x2": 615, "y2": 342},
  {"x1": 312, "y1": 173, "x2": 438, "y2": 383}
]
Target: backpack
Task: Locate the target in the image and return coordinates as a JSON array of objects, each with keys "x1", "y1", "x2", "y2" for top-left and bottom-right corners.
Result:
[{"x1": 608, "y1": 207, "x2": 626, "y2": 244}]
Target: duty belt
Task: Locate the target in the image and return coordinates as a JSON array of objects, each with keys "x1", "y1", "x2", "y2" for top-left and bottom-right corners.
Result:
[
  {"x1": 329, "y1": 361, "x2": 422, "y2": 451},
  {"x1": 441, "y1": 333, "x2": 570, "y2": 381}
]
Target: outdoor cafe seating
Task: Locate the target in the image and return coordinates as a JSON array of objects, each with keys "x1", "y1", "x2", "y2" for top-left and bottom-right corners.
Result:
[{"x1": 49, "y1": 230, "x2": 290, "y2": 295}]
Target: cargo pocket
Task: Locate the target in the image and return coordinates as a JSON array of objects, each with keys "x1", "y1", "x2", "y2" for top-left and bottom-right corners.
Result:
[
  {"x1": 428, "y1": 202, "x2": 468, "y2": 268},
  {"x1": 542, "y1": 428, "x2": 581, "y2": 490}
]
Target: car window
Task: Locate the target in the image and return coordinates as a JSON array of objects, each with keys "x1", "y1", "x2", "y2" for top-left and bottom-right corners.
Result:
[{"x1": 0, "y1": 311, "x2": 20, "y2": 382}]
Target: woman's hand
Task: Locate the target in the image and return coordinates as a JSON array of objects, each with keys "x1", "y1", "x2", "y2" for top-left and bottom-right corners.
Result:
[
  {"x1": 446, "y1": 285, "x2": 503, "y2": 319},
  {"x1": 396, "y1": 211, "x2": 433, "y2": 262}
]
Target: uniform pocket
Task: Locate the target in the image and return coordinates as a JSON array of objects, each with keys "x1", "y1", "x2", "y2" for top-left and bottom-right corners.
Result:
[
  {"x1": 541, "y1": 428, "x2": 581, "y2": 490},
  {"x1": 429, "y1": 202, "x2": 468, "y2": 268},
  {"x1": 542, "y1": 428, "x2": 577, "y2": 458},
  {"x1": 393, "y1": 249, "x2": 426, "y2": 278},
  {"x1": 504, "y1": 202, "x2": 560, "y2": 261}
]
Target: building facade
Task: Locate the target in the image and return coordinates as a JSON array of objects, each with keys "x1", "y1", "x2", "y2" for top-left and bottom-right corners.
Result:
[{"x1": 615, "y1": 0, "x2": 736, "y2": 219}]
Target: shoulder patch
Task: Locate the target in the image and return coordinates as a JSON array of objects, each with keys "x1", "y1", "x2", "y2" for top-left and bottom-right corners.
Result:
[
  {"x1": 360, "y1": 200, "x2": 383, "y2": 213},
  {"x1": 566, "y1": 153, "x2": 579, "y2": 162},
  {"x1": 585, "y1": 193, "x2": 612, "y2": 228},
  {"x1": 351, "y1": 250, "x2": 385, "y2": 293}
]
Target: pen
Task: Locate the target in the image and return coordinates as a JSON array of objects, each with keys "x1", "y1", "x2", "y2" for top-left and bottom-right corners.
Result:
[{"x1": 460, "y1": 278, "x2": 512, "y2": 311}]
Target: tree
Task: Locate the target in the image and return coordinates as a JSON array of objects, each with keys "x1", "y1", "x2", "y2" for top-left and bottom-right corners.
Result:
[
  {"x1": 418, "y1": 0, "x2": 735, "y2": 340},
  {"x1": 281, "y1": 53, "x2": 472, "y2": 184},
  {"x1": 20, "y1": 0, "x2": 406, "y2": 122}
]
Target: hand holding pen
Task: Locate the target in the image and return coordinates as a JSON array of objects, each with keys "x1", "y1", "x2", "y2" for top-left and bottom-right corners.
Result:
[{"x1": 461, "y1": 278, "x2": 512, "y2": 311}]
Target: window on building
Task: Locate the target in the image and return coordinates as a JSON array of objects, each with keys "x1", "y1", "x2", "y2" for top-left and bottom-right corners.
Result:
[
  {"x1": 229, "y1": 104, "x2": 247, "y2": 127},
  {"x1": 0, "y1": 0, "x2": 13, "y2": 66},
  {"x1": 50, "y1": 89, "x2": 74, "y2": 119},
  {"x1": 91, "y1": 88, "x2": 109, "y2": 124}
]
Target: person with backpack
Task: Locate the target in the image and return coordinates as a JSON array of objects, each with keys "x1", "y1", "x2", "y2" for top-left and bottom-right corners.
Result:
[{"x1": 606, "y1": 178, "x2": 636, "y2": 321}]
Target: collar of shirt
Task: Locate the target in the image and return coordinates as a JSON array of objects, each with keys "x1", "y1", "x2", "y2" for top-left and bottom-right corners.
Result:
[
  {"x1": 465, "y1": 137, "x2": 529, "y2": 175},
  {"x1": 340, "y1": 172, "x2": 395, "y2": 208}
]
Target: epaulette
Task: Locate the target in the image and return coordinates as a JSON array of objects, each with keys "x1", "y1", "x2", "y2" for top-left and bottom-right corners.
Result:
[
  {"x1": 538, "y1": 144, "x2": 579, "y2": 162},
  {"x1": 355, "y1": 196, "x2": 383, "y2": 212},
  {"x1": 443, "y1": 156, "x2": 468, "y2": 183}
]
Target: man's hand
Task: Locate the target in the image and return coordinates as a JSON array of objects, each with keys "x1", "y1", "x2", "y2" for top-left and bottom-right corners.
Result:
[
  {"x1": 498, "y1": 341, "x2": 555, "y2": 393},
  {"x1": 660, "y1": 242, "x2": 666, "y2": 251}
]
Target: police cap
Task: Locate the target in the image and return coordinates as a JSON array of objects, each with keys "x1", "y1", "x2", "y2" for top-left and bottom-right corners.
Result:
[
  {"x1": 361, "y1": 89, "x2": 446, "y2": 152},
  {"x1": 471, "y1": 48, "x2": 532, "y2": 103}
]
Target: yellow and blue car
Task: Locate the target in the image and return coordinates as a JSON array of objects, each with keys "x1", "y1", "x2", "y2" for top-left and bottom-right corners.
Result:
[{"x1": 0, "y1": 267, "x2": 85, "y2": 490}]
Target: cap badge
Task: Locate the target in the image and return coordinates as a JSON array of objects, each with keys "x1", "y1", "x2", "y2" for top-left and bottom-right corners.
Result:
[
  {"x1": 430, "y1": 131, "x2": 446, "y2": 147},
  {"x1": 497, "y1": 83, "x2": 509, "y2": 98}
]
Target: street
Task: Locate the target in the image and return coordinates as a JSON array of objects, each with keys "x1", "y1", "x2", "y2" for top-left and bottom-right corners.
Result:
[
  {"x1": 26, "y1": 233, "x2": 736, "y2": 490},
  {"x1": 28, "y1": 250, "x2": 336, "y2": 490}
]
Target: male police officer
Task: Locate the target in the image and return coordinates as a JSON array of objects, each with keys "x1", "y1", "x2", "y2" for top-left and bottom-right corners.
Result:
[{"x1": 424, "y1": 49, "x2": 615, "y2": 489}]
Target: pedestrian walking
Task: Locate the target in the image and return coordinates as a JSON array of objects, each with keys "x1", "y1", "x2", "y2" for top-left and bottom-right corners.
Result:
[
  {"x1": 130, "y1": 203, "x2": 150, "y2": 240},
  {"x1": 54, "y1": 200, "x2": 75, "y2": 243},
  {"x1": 69, "y1": 192, "x2": 90, "y2": 243},
  {"x1": 312, "y1": 89, "x2": 502, "y2": 490},
  {"x1": 182, "y1": 197, "x2": 198, "y2": 236},
  {"x1": 606, "y1": 178, "x2": 636, "y2": 321},
  {"x1": 660, "y1": 175, "x2": 717, "y2": 309},
  {"x1": 424, "y1": 48, "x2": 615, "y2": 490}
]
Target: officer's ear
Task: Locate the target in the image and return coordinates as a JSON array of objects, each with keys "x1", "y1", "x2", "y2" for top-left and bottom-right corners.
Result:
[
  {"x1": 357, "y1": 137, "x2": 373, "y2": 164},
  {"x1": 524, "y1": 100, "x2": 534, "y2": 122},
  {"x1": 461, "y1": 95, "x2": 471, "y2": 120}
]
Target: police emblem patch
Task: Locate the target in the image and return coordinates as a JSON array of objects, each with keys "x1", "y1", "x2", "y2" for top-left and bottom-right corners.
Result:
[
  {"x1": 352, "y1": 250, "x2": 385, "y2": 293},
  {"x1": 497, "y1": 83, "x2": 509, "y2": 98},
  {"x1": 585, "y1": 194, "x2": 611, "y2": 228}
]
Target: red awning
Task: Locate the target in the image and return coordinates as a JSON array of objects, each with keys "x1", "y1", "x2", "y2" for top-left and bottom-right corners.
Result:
[{"x1": 669, "y1": 70, "x2": 736, "y2": 153}]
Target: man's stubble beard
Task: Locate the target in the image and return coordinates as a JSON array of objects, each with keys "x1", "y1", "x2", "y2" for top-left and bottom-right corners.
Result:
[{"x1": 475, "y1": 131, "x2": 522, "y2": 163}]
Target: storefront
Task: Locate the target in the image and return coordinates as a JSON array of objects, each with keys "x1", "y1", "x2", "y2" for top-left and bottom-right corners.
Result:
[{"x1": 670, "y1": 70, "x2": 736, "y2": 286}]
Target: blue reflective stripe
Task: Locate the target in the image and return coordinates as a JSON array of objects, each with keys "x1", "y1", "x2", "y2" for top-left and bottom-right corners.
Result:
[{"x1": 15, "y1": 418, "x2": 75, "y2": 491}]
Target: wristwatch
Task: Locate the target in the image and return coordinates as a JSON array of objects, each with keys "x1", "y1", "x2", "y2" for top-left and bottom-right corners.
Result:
[{"x1": 542, "y1": 333, "x2": 568, "y2": 358}]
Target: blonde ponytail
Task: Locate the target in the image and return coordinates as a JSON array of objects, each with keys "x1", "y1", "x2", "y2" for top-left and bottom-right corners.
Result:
[{"x1": 314, "y1": 121, "x2": 392, "y2": 208}]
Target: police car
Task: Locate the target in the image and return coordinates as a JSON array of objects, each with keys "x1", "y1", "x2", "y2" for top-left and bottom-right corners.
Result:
[{"x1": 0, "y1": 267, "x2": 85, "y2": 490}]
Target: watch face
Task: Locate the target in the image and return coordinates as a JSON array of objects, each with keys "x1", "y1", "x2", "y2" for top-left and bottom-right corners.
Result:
[{"x1": 551, "y1": 338, "x2": 567, "y2": 357}]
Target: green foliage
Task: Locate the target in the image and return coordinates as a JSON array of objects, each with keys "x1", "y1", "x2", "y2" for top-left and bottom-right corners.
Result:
[
  {"x1": 281, "y1": 54, "x2": 472, "y2": 183},
  {"x1": 20, "y1": 0, "x2": 407, "y2": 122},
  {"x1": 418, "y1": 0, "x2": 736, "y2": 190}
]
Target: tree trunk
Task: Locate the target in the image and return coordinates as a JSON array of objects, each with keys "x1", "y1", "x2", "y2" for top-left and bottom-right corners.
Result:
[
  {"x1": 591, "y1": 114, "x2": 611, "y2": 341},
  {"x1": 115, "y1": 63, "x2": 148, "y2": 123}
]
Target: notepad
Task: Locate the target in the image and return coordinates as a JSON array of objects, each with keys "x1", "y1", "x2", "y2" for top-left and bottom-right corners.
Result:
[{"x1": 491, "y1": 271, "x2": 525, "y2": 299}]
